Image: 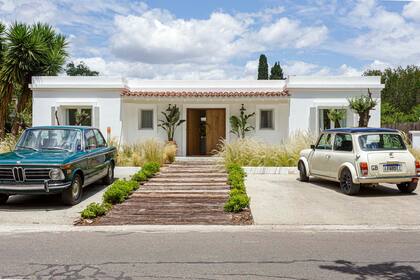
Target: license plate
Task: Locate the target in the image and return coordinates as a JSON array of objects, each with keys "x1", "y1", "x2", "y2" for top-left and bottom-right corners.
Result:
[{"x1": 383, "y1": 164, "x2": 401, "y2": 172}]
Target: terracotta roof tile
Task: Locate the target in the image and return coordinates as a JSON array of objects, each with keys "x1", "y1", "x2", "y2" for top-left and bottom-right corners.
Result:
[{"x1": 121, "y1": 89, "x2": 289, "y2": 98}]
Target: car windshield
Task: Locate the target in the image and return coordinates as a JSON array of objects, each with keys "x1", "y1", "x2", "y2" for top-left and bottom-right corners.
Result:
[
  {"x1": 358, "y1": 133, "x2": 406, "y2": 151},
  {"x1": 16, "y1": 129, "x2": 82, "y2": 152}
]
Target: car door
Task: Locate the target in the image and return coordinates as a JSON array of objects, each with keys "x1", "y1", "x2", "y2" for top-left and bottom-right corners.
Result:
[
  {"x1": 329, "y1": 133, "x2": 354, "y2": 178},
  {"x1": 93, "y1": 129, "x2": 108, "y2": 178},
  {"x1": 83, "y1": 129, "x2": 100, "y2": 183},
  {"x1": 310, "y1": 133, "x2": 334, "y2": 177}
]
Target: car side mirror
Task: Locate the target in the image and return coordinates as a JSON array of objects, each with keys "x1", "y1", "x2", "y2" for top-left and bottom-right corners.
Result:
[{"x1": 310, "y1": 144, "x2": 315, "y2": 150}]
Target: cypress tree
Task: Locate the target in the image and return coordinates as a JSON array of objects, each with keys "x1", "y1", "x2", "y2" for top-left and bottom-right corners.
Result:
[
  {"x1": 270, "y1": 62, "x2": 284, "y2": 80},
  {"x1": 257, "y1": 54, "x2": 269, "y2": 80}
]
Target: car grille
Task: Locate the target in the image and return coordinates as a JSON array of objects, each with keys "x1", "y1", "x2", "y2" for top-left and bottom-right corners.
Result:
[
  {"x1": 0, "y1": 167, "x2": 51, "y2": 182},
  {"x1": 0, "y1": 168, "x2": 14, "y2": 180}
]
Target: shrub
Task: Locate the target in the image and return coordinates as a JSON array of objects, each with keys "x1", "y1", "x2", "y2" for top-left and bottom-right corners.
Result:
[
  {"x1": 0, "y1": 133, "x2": 19, "y2": 154},
  {"x1": 224, "y1": 193, "x2": 250, "y2": 212},
  {"x1": 115, "y1": 138, "x2": 166, "y2": 166},
  {"x1": 81, "y1": 202, "x2": 112, "y2": 219},
  {"x1": 217, "y1": 132, "x2": 316, "y2": 167},
  {"x1": 164, "y1": 142, "x2": 177, "y2": 163},
  {"x1": 103, "y1": 179, "x2": 138, "y2": 204},
  {"x1": 131, "y1": 171, "x2": 148, "y2": 182},
  {"x1": 143, "y1": 161, "x2": 160, "y2": 174}
]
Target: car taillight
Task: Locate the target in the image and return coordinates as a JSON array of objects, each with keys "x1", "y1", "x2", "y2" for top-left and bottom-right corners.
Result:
[
  {"x1": 360, "y1": 162, "x2": 369, "y2": 176},
  {"x1": 416, "y1": 160, "x2": 420, "y2": 174}
]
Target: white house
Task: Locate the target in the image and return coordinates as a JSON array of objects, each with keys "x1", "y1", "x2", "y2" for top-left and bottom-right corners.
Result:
[{"x1": 31, "y1": 76, "x2": 384, "y2": 156}]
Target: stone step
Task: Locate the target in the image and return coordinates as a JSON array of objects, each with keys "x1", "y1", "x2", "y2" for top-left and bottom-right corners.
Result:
[
  {"x1": 160, "y1": 168, "x2": 225, "y2": 173},
  {"x1": 143, "y1": 182, "x2": 228, "y2": 187},
  {"x1": 172, "y1": 161, "x2": 222, "y2": 166},
  {"x1": 136, "y1": 189, "x2": 229, "y2": 193},
  {"x1": 148, "y1": 178, "x2": 227, "y2": 183},
  {"x1": 155, "y1": 173, "x2": 227, "y2": 178},
  {"x1": 130, "y1": 192, "x2": 229, "y2": 198},
  {"x1": 140, "y1": 186, "x2": 230, "y2": 191}
]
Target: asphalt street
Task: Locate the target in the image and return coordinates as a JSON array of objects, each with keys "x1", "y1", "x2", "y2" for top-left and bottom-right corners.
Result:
[{"x1": 1, "y1": 230, "x2": 420, "y2": 279}]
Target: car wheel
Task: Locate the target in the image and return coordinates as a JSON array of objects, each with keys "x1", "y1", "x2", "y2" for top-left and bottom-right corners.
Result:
[
  {"x1": 397, "y1": 182, "x2": 417, "y2": 193},
  {"x1": 339, "y1": 168, "x2": 360, "y2": 195},
  {"x1": 0, "y1": 194, "x2": 9, "y2": 205},
  {"x1": 298, "y1": 161, "x2": 309, "y2": 182},
  {"x1": 62, "y1": 174, "x2": 83, "y2": 205},
  {"x1": 102, "y1": 163, "x2": 114, "y2": 185}
]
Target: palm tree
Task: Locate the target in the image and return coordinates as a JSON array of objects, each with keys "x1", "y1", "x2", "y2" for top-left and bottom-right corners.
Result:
[
  {"x1": 2, "y1": 23, "x2": 68, "y2": 135},
  {"x1": 0, "y1": 23, "x2": 10, "y2": 138}
]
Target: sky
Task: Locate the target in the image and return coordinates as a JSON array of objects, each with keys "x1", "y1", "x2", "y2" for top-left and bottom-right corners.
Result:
[{"x1": 0, "y1": 0, "x2": 419, "y2": 79}]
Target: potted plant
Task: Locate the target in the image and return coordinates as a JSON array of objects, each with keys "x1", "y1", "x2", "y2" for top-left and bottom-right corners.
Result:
[
  {"x1": 229, "y1": 104, "x2": 255, "y2": 139},
  {"x1": 158, "y1": 104, "x2": 185, "y2": 144}
]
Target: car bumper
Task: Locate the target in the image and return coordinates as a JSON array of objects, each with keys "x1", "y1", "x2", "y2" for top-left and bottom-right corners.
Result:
[
  {"x1": 356, "y1": 175, "x2": 420, "y2": 184},
  {"x1": 0, "y1": 181, "x2": 72, "y2": 195}
]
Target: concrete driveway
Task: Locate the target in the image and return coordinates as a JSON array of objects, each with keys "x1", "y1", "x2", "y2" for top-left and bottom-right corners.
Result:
[
  {"x1": 246, "y1": 174, "x2": 420, "y2": 226},
  {"x1": 0, "y1": 167, "x2": 136, "y2": 225}
]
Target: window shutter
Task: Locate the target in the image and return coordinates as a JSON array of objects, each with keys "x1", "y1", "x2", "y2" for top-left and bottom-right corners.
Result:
[
  {"x1": 51, "y1": 106, "x2": 57, "y2": 125},
  {"x1": 93, "y1": 106, "x2": 100, "y2": 128},
  {"x1": 309, "y1": 107, "x2": 317, "y2": 133}
]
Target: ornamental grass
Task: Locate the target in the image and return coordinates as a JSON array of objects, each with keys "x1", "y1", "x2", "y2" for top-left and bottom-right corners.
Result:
[{"x1": 217, "y1": 131, "x2": 316, "y2": 167}]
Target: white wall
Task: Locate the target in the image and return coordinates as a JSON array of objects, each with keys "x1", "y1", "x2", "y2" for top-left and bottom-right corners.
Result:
[
  {"x1": 32, "y1": 89, "x2": 122, "y2": 140},
  {"x1": 121, "y1": 98, "x2": 290, "y2": 156},
  {"x1": 288, "y1": 88, "x2": 381, "y2": 135}
]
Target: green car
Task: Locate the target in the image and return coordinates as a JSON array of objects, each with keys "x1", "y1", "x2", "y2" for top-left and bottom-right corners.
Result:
[{"x1": 0, "y1": 126, "x2": 116, "y2": 205}]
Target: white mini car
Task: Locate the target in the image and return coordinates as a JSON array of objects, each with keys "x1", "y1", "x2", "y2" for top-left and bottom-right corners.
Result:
[{"x1": 298, "y1": 128, "x2": 420, "y2": 195}]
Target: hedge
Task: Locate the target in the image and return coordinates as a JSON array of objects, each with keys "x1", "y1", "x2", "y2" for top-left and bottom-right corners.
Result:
[{"x1": 224, "y1": 163, "x2": 250, "y2": 212}]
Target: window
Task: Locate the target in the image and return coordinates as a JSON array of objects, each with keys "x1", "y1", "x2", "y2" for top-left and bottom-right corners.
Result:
[
  {"x1": 358, "y1": 134, "x2": 406, "y2": 151},
  {"x1": 84, "y1": 129, "x2": 97, "y2": 150},
  {"x1": 66, "y1": 107, "x2": 92, "y2": 126},
  {"x1": 260, "y1": 110, "x2": 274, "y2": 129},
  {"x1": 16, "y1": 129, "x2": 82, "y2": 152},
  {"x1": 139, "y1": 110, "x2": 154, "y2": 129},
  {"x1": 334, "y1": 133, "x2": 353, "y2": 152},
  {"x1": 318, "y1": 109, "x2": 347, "y2": 131},
  {"x1": 316, "y1": 133, "x2": 333, "y2": 150},
  {"x1": 93, "y1": 129, "x2": 106, "y2": 147}
]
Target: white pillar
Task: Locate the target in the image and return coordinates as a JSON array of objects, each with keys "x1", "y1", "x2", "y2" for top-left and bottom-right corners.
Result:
[{"x1": 409, "y1": 131, "x2": 420, "y2": 149}]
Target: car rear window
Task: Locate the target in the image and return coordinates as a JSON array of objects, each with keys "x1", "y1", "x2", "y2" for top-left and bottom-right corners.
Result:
[{"x1": 358, "y1": 133, "x2": 406, "y2": 151}]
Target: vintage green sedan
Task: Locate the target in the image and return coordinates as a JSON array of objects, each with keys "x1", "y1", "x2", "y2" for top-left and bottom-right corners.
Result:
[{"x1": 0, "y1": 126, "x2": 116, "y2": 205}]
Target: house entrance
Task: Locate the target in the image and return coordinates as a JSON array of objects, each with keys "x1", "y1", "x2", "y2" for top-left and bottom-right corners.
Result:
[{"x1": 186, "y1": 108, "x2": 226, "y2": 156}]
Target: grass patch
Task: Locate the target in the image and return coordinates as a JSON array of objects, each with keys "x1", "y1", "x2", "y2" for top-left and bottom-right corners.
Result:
[
  {"x1": 0, "y1": 133, "x2": 19, "y2": 154},
  {"x1": 224, "y1": 163, "x2": 250, "y2": 213},
  {"x1": 217, "y1": 132, "x2": 316, "y2": 167}
]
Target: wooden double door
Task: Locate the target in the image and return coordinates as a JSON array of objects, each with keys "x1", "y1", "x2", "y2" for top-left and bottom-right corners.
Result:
[{"x1": 187, "y1": 108, "x2": 226, "y2": 156}]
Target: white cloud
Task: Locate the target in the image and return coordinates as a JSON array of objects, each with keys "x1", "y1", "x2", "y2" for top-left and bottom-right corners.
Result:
[{"x1": 402, "y1": 1, "x2": 420, "y2": 21}]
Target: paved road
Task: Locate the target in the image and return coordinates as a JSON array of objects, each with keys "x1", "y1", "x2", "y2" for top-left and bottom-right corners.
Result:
[
  {"x1": 0, "y1": 230, "x2": 419, "y2": 279},
  {"x1": 247, "y1": 174, "x2": 420, "y2": 225}
]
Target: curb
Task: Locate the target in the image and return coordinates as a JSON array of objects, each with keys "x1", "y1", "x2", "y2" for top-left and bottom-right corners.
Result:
[{"x1": 1, "y1": 224, "x2": 420, "y2": 234}]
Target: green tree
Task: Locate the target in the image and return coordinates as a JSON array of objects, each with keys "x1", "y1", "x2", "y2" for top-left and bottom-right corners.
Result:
[
  {"x1": 0, "y1": 22, "x2": 10, "y2": 138},
  {"x1": 257, "y1": 54, "x2": 268, "y2": 80},
  {"x1": 327, "y1": 109, "x2": 346, "y2": 128},
  {"x1": 229, "y1": 104, "x2": 255, "y2": 139},
  {"x1": 348, "y1": 89, "x2": 378, "y2": 127},
  {"x1": 1, "y1": 23, "x2": 68, "y2": 135},
  {"x1": 269, "y1": 62, "x2": 284, "y2": 80},
  {"x1": 364, "y1": 66, "x2": 420, "y2": 124},
  {"x1": 66, "y1": 61, "x2": 99, "y2": 76}
]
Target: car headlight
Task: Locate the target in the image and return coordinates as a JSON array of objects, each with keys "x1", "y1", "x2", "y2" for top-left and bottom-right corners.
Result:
[{"x1": 49, "y1": 168, "x2": 65, "y2": 180}]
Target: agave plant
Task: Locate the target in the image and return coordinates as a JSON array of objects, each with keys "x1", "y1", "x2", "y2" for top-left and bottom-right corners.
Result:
[
  {"x1": 230, "y1": 104, "x2": 255, "y2": 139},
  {"x1": 158, "y1": 104, "x2": 185, "y2": 142}
]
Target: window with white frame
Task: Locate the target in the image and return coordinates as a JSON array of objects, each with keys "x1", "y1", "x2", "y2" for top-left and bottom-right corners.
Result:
[
  {"x1": 65, "y1": 107, "x2": 92, "y2": 126},
  {"x1": 318, "y1": 108, "x2": 347, "y2": 130},
  {"x1": 260, "y1": 109, "x2": 274, "y2": 129},
  {"x1": 139, "y1": 109, "x2": 154, "y2": 129}
]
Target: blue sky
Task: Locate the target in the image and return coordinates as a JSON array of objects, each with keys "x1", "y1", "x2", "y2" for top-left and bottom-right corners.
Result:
[{"x1": 0, "y1": 0, "x2": 419, "y2": 79}]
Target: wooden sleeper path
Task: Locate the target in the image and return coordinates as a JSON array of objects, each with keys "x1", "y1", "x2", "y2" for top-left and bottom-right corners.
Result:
[{"x1": 98, "y1": 159, "x2": 235, "y2": 225}]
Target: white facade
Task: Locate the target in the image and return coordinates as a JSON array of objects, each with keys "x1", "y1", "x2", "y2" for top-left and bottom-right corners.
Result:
[{"x1": 31, "y1": 76, "x2": 384, "y2": 156}]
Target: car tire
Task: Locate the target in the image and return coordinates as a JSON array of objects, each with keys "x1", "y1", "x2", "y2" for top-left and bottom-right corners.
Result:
[
  {"x1": 339, "y1": 168, "x2": 360, "y2": 195},
  {"x1": 102, "y1": 163, "x2": 114, "y2": 185},
  {"x1": 298, "y1": 161, "x2": 309, "y2": 182},
  {"x1": 397, "y1": 182, "x2": 417, "y2": 193},
  {"x1": 0, "y1": 194, "x2": 9, "y2": 205},
  {"x1": 62, "y1": 174, "x2": 83, "y2": 206}
]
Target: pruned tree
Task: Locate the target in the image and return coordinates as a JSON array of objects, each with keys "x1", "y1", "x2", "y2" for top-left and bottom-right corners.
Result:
[
  {"x1": 230, "y1": 104, "x2": 255, "y2": 139},
  {"x1": 348, "y1": 89, "x2": 378, "y2": 127},
  {"x1": 270, "y1": 62, "x2": 284, "y2": 80}
]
